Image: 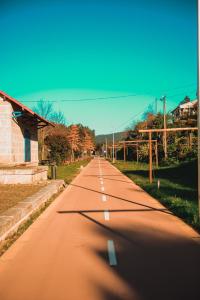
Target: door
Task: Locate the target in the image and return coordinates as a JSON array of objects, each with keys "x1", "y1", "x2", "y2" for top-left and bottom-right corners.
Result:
[{"x1": 24, "y1": 129, "x2": 31, "y2": 162}]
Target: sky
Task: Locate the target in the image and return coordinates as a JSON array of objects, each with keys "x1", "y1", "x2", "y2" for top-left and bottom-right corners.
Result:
[{"x1": 0, "y1": 0, "x2": 197, "y2": 134}]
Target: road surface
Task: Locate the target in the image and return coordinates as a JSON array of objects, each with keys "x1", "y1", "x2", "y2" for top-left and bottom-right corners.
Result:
[{"x1": 0, "y1": 158, "x2": 200, "y2": 300}]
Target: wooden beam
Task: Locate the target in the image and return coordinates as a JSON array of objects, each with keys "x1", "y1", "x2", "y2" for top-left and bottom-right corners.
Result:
[
  {"x1": 155, "y1": 140, "x2": 158, "y2": 168},
  {"x1": 139, "y1": 127, "x2": 198, "y2": 133},
  {"x1": 149, "y1": 132, "x2": 153, "y2": 184},
  {"x1": 119, "y1": 140, "x2": 157, "y2": 143}
]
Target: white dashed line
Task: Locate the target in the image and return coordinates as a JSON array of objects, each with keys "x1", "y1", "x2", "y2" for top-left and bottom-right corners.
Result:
[
  {"x1": 107, "y1": 240, "x2": 117, "y2": 266},
  {"x1": 101, "y1": 186, "x2": 105, "y2": 192},
  {"x1": 104, "y1": 210, "x2": 110, "y2": 221},
  {"x1": 102, "y1": 195, "x2": 107, "y2": 202}
]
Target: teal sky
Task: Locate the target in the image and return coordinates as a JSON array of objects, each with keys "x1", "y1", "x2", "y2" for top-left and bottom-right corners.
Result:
[{"x1": 0, "y1": 0, "x2": 197, "y2": 134}]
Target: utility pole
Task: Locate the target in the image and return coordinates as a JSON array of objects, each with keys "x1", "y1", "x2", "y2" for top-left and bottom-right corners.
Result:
[
  {"x1": 112, "y1": 133, "x2": 115, "y2": 163},
  {"x1": 160, "y1": 96, "x2": 167, "y2": 159},
  {"x1": 105, "y1": 138, "x2": 108, "y2": 159},
  {"x1": 149, "y1": 132, "x2": 153, "y2": 183},
  {"x1": 198, "y1": 0, "x2": 200, "y2": 218}
]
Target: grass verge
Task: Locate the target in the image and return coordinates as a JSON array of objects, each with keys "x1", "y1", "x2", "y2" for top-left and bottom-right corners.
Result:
[
  {"x1": 54, "y1": 158, "x2": 91, "y2": 183},
  {"x1": 114, "y1": 159, "x2": 199, "y2": 231}
]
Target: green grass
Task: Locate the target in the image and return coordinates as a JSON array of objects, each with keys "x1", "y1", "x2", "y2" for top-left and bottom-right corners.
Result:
[
  {"x1": 49, "y1": 158, "x2": 91, "y2": 183},
  {"x1": 114, "y1": 159, "x2": 199, "y2": 231}
]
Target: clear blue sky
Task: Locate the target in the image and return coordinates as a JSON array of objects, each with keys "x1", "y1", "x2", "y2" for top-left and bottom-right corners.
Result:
[{"x1": 0, "y1": 0, "x2": 197, "y2": 134}]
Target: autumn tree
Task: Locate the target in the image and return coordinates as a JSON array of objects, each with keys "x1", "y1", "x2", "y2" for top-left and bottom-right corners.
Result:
[{"x1": 67, "y1": 124, "x2": 80, "y2": 161}]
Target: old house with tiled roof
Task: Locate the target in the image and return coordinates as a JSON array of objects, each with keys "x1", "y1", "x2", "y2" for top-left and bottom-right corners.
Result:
[{"x1": 0, "y1": 91, "x2": 52, "y2": 166}]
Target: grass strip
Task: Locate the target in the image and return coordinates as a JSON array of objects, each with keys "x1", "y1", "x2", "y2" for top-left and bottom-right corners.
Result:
[{"x1": 114, "y1": 160, "x2": 200, "y2": 232}]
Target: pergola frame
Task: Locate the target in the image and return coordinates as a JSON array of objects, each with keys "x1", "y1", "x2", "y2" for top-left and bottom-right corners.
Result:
[{"x1": 139, "y1": 127, "x2": 198, "y2": 183}]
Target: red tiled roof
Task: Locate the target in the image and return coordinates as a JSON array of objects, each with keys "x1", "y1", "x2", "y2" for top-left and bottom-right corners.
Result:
[{"x1": 0, "y1": 90, "x2": 54, "y2": 126}]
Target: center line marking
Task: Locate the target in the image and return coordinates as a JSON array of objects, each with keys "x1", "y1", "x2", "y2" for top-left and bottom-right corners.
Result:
[
  {"x1": 101, "y1": 186, "x2": 105, "y2": 192},
  {"x1": 102, "y1": 195, "x2": 107, "y2": 202},
  {"x1": 107, "y1": 240, "x2": 117, "y2": 266},
  {"x1": 104, "y1": 210, "x2": 110, "y2": 220}
]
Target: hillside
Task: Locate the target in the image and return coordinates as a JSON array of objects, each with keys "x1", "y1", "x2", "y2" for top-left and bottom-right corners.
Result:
[{"x1": 95, "y1": 131, "x2": 126, "y2": 144}]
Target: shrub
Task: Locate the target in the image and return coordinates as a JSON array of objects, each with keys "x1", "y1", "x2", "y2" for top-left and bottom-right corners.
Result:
[{"x1": 45, "y1": 134, "x2": 69, "y2": 165}]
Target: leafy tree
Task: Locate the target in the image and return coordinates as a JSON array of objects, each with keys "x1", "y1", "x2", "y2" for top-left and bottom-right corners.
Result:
[{"x1": 45, "y1": 134, "x2": 69, "y2": 165}]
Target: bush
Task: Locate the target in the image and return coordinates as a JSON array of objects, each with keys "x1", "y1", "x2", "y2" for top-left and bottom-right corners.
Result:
[{"x1": 45, "y1": 134, "x2": 69, "y2": 165}]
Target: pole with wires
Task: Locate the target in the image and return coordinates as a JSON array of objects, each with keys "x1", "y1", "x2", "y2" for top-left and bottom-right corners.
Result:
[
  {"x1": 160, "y1": 96, "x2": 167, "y2": 160},
  {"x1": 112, "y1": 133, "x2": 115, "y2": 163},
  {"x1": 105, "y1": 138, "x2": 108, "y2": 159}
]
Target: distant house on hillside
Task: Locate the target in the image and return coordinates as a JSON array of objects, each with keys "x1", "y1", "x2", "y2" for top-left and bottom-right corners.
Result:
[
  {"x1": 171, "y1": 97, "x2": 197, "y2": 126},
  {"x1": 0, "y1": 91, "x2": 52, "y2": 166}
]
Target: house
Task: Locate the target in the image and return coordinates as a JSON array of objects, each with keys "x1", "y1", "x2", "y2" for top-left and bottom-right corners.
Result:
[
  {"x1": 171, "y1": 97, "x2": 198, "y2": 126},
  {"x1": 0, "y1": 91, "x2": 52, "y2": 166}
]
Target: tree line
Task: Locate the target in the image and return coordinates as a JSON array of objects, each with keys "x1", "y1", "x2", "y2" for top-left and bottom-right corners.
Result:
[{"x1": 33, "y1": 100, "x2": 95, "y2": 165}]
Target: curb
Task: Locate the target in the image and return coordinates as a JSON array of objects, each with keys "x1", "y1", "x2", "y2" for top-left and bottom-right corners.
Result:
[{"x1": 0, "y1": 180, "x2": 65, "y2": 243}]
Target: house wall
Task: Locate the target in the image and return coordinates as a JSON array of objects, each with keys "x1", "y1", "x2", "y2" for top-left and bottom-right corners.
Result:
[
  {"x1": 0, "y1": 98, "x2": 39, "y2": 165},
  {"x1": 0, "y1": 97, "x2": 12, "y2": 163}
]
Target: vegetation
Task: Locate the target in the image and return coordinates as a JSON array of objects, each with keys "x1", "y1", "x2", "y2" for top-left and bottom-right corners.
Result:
[
  {"x1": 33, "y1": 100, "x2": 95, "y2": 164},
  {"x1": 114, "y1": 159, "x2": 199, "y2": 231},
  {"x1": 55, "y1": 158, "x2": 91, "y2": 183}
]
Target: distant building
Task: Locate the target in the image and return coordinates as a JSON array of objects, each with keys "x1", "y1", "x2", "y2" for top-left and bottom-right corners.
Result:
[
  {"x1": 0, "y1": 91, "x2": 52, "y2": 166},
  {"x1": 171, "y1": 97, "x2": 197, "y2": 126}
]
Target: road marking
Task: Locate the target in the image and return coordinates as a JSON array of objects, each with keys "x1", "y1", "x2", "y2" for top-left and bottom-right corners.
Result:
[
  {"x1": 104, "y1": 210, "x2": 110, "y2": 220},
  {"x1": 101, "y1": 186, "x2": 105, "y2": 192},
  {"x1": 107, "y1": 240, "x2": 117, "y2": 266},
  {"x1": 102, "y1": 195, "x2": 107, "y2": 202},
  {"x1": 100, "y1": 181, "x2": 103, "y2": 185}
]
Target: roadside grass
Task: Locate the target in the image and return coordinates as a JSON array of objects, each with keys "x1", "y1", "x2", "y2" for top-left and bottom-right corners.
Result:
[
  {"x1": 114, "y1": 159, "x2": 199, "y2": 231},
  {"x1": 53, "y1": 158, "x2": 91, "y2": 183},
  {"x1": 0, "y1": 183, "x2": 47, "y2": 214},
  {"x1": 0, "y1": 159, "x2": 91, "y2": 256}
]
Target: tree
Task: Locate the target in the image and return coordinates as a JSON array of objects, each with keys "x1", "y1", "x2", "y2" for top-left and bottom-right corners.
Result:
[
  {"x1": 67, "y1": 125, "x2": 80, "y2": 161},
  {"x1": 32, "y1": 100, "x2": 67, "y2": 160},
  {"x1": 45, "y1": 134, "x2": 69, "y2": 165}
]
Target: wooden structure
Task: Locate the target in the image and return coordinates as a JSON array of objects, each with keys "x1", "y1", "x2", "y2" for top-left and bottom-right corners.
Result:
[
  {"x1": 119, "y1": 140, "x2": 159, "y2": 167},
  {"x1": 139, "y1": 127, "x2": 198, "y2": 183}
]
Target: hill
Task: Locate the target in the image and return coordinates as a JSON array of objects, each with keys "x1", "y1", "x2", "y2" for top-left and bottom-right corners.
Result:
[{"x1": 95, "y1": 132, "x2": 126, "y2": 145}]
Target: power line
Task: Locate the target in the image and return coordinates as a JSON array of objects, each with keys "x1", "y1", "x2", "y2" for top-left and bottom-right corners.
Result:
[
  {"x1": 113, "y1": 101, "x2": 155, "y2": 132},
  {"x1": 22, "y1": 94, "x2": 137, "y2": 103}
]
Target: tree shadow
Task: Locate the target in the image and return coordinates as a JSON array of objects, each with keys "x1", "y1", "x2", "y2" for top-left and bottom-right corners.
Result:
[
  {"x1": 57, "y1": 210, "x2": 200, "y2": 300},
  {"x1": 124, "y1": 160, "x2": 197, "y2": 189},
  {"x1": 65, "y1": 182, "x2": 172, "y2": 215}
]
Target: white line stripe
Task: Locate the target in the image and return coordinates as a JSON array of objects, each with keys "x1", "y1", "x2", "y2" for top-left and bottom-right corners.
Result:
[
  {"x1": 104, "y1": 210, "x2": 110, "y2": 220},
  {"x1": 100, "y1": 181, "x2": 103, "y2": 185},
  {"x1": 101, "y1": 186, "x2": 105, "y2": 192},
  {"x1": 102, "y1": 195, "x2": 107, "y2": 202},
  {"x1": 107, "y1": 240, "x2": 117, "y2": 266}
]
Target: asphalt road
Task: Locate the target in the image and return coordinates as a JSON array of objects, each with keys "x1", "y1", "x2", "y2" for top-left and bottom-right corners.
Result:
[{"x1": 0, "y1": 157, "x2": 200, "y2": 300}]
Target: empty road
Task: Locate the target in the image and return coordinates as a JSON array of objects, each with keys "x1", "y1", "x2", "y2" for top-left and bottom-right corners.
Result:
[{"x1": 0, "y1": 158, "x2": 200, "y2": 300}]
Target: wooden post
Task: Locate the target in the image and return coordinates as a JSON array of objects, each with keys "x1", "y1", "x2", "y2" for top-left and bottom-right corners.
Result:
[
  {"x1": 155, "y1": 140, "x2": 158, "y2": 168},
  {"x1": 136, "y1": 143, "x2": 139, "y2": 163},
  {"x1": 124, "y1": 142, "x2": 126, "y2": 161},
  {"x1": 189, "y1": 132, "x2": 192, "y2": 149},
  {"x1": 115, "y1": 147, "x2": 117, "y2": 161},
  {"x1": 149, "y1": 132, "x2": 153, "y2": 183}
]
